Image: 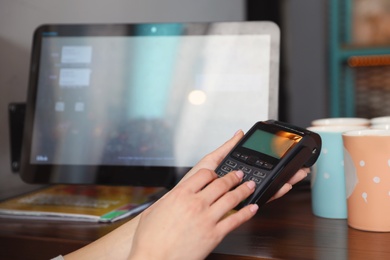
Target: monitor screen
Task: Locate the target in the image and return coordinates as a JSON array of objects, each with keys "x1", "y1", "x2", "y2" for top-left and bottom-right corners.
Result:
[{"x1": 20, "y1": 22, "x2": 280, "y2": 187}]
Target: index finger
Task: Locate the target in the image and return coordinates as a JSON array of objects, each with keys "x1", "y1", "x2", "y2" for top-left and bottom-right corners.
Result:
[{"x1": 179, "y1": 168, "x2": 218, "y2": 193}]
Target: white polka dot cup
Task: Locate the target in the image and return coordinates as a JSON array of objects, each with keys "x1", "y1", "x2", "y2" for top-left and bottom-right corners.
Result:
[
  {"x1": 342, "y1": 129, "x2": 390, "y2": 232},
  {"x1": 307, "y1": 125, "x2": 368, "y2": 219}
]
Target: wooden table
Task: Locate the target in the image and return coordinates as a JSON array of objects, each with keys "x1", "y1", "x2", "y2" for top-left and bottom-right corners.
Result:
[{"x1": 1, "y1": 182, "x2": 390, "y2": 259}]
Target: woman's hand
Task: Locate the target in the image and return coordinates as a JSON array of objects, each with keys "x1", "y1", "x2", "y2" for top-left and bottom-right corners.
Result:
[{"x1": 129, "y1": 169, "x2": 258, "y2": 260}]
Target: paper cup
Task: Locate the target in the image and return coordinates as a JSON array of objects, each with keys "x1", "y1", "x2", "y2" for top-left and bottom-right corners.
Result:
[
  {"x1": 342, "y1": 129, "x2": 390, "y2": 231},
  {"x1": 307, "y1": 125, "x2": 367, "y2": 219}
]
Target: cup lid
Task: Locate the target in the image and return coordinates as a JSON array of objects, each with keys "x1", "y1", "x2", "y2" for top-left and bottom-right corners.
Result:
[
  {"x1": 370, "y1": 116, "x2": 390, "y2": 125},
  {"x1": 307, "y1": 125, "x2": 367, "y2": 133},
  {"x1": 370, "y1": 124, "x2": 390, "y2": 130},
  {"x1": 311, "y1": 117, "x2": 369, "y2": 126},
  {"x1": 342, "y1": 129, "x2": 390, "y2": 136}
]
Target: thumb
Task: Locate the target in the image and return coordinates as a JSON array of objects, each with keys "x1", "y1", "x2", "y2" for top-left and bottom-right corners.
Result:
[{"x1": 185, "y1": 129, "x2": 244, "y2": 179}]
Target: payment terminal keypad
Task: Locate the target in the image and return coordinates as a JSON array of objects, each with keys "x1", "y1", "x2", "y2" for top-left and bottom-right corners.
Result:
[{"x1": 216, "y1": 151, "x2": 273, "y2": 184}]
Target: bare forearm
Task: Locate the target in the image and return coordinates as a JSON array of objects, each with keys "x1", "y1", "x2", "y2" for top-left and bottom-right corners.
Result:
[{"x1": 64, "y1": 215, "x2": 140, "y2": 260}]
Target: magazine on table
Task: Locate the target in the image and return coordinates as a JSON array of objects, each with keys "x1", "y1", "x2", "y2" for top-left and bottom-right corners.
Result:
[{"x1": 0, "y1": 185, "x2": 166, "y2": 222}]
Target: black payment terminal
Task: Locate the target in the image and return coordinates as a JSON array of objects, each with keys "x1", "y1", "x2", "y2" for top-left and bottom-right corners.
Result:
[{"x1": 215, "y1": 120, "x2": 321, "y2": 209}]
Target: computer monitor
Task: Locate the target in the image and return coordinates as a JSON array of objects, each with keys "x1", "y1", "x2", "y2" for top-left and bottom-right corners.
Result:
[{"x1": 20, "y1": 21, "x2": 280, "y2": 187}]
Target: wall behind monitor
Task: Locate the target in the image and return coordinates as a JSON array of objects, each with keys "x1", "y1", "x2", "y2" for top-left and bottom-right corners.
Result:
[
  {"x1": 246, "y1": 0, "x2": 327, "y2": 127},
  {"x1": 283, "y1": 0, "x2": 327, "y2": 127},
  {"x1": 0, "y1": 0, "x2": 245, "y2": 200}
]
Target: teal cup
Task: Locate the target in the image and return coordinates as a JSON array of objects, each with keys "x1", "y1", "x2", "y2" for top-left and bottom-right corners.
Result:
[{"x1": 307, "y1": 125, "x2": 367, "y2": 219}]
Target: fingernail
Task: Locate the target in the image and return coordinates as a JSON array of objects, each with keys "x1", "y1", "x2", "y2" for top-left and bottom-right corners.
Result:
[
  {"x1": 235, "y1": 170, "x2": 244, "y2": 179},
  {"x1": 249, "y1": 204, "x2": 259, "y2": 213},
  {"x1": 234, "y1": 129, "x2": 243, "y2": 136},
  {"x1": 246, "y1": 180, "x2": 256, "y2": 189}
]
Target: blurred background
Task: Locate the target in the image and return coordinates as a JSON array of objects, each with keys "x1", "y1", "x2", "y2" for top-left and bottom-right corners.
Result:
[{"x1": 1, "y1": 0, "x2": 389, "y2": 199}]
